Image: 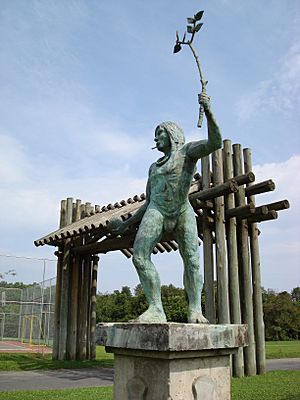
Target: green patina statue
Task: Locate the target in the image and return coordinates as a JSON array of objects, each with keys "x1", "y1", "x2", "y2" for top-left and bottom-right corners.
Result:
[
  {"x1": 108, "y1": 93, "x2": 222, "y2": 323},
  {"x1": 108, "y1": 9, "x2": 222, "y2": 323}
]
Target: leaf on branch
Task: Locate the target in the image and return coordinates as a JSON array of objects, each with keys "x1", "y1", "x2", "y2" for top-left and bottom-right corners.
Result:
[
  {"x1": 173, "y1": 43, "x2": 182, "y2": 54},
  {"x1": 187, "y1": 17, "x2": 195, "y2": 24},
  {"x1": 194, "y1": 10, "x2": 204, "y2": 21},
  {"x1": 187, "y1": 25, "x2": 194, "y2": 34},
  {"x1": 176, "y1": 30, "x2": 179, "y2": 41},
  {"x1": 194, "y1": 23, "x2": 203, "y2": 32}
]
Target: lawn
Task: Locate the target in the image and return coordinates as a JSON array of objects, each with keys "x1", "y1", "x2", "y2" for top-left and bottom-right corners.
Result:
[
  {"x1": 0, "y1": 371, "x2": 299, "y2": 400},
  {"x1": 231, "y1": 370, "x2": 300, "y2": 400},
  {"x1": 0, "y1": 341, "x2": 299, "y2": 371},
  {"x1": 265, "y1": 340, "x2": 300, "y2": 359},
  {"x1": 0, "y1": 346, "x2": 113, "y2": 371}
]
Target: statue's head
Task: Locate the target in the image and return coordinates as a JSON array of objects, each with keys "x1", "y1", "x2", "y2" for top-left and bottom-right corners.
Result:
[{"x1": 155, "y1": 122, "x2": 185, "y2": 151}]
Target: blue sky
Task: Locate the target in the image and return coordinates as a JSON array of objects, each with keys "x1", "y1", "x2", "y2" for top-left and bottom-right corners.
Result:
[{"x1": 0, "y1": 0, "x2": 299, "y2": 293}]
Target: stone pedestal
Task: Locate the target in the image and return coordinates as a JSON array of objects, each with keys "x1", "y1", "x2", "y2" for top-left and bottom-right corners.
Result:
[{"x1": 97, "y1": 323, "x2": 248, "y2": 400}]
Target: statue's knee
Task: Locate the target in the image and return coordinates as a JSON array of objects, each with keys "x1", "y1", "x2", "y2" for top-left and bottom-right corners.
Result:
[{"x1": 132, "y1": 253, "x2": 147, "y2": 271}]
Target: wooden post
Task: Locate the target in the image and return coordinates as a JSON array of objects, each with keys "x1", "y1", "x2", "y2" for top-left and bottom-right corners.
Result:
[
  {"x1": 52, "y1": 250, "x2": 63, "y2": 360},
  {"x1": 66, "y1": 199, "x2": 81, "y2": 360},
  {"x1": 212, "y1": 149, "x2": 230, "y2": 324},
  {"x1": 223, "y1": 140, "x2": 244, "y2": 377},
  {"x1": 201, "y1": 156, "x2": 216, "y2": 323},
  {"x1": 76, "y1": 257, "x2": 85, "y2": 360},
  {"x1": 90, "y1": 255, "x2": 99, "y2": 360},
  {"x1": 243, "y1": 148, "x2": 266, "y2": 375},
  {"x1": 77, "y1": 204, "x2": 87, "y2": 360},
  {"x1": 233, "y1": 144, "x2": 256, "y2": 376},
  {"x1": 85, "y1": 203, "x2": 92, "y2": 360},
  {"x1": 52, "y1": 200, "x2": 66, "y2": 360},
  {"x1": 58, "y1": 197, "x2": 73, "y2": 360},
  {"x1": 85, "y1": 256, "x2": 92, "y2": 359}
]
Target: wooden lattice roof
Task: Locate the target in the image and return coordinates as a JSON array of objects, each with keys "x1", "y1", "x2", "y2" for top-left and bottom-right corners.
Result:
[{"x1": 34, "y1": 161, "x2": 289, "y2": 258}]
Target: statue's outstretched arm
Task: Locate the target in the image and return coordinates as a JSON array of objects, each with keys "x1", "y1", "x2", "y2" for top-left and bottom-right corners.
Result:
[
  {"x1": 185, "y1": 93, "x2": 222, "y2": 161},
  {"x1": 107, "y1": 179, "x2": 150, "y2": 235}
]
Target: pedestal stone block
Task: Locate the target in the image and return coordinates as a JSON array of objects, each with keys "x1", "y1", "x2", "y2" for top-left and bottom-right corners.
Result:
[{"x1": 97, "y1": 323, "x2": 248, "y2": 400}]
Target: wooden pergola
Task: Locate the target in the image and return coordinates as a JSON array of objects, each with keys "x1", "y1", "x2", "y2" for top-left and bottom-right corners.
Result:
[{"x1": 35, "y1": 139, "x2": 289, "y2": 377}]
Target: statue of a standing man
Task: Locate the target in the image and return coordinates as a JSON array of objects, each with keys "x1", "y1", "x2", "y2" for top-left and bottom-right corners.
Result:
[{"x1": 109, "y1": 93, "x2": 222, "y2": 323}]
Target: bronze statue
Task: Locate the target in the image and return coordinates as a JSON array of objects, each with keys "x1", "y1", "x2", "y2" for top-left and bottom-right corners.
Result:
[{"x1": 108, "y1": 10, "x2": 222, "y2": 323}]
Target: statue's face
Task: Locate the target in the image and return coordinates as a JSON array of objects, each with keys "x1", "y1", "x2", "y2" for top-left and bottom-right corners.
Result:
[{"x1": 155, "y1": 126, "x2": 171, "y2": 153}]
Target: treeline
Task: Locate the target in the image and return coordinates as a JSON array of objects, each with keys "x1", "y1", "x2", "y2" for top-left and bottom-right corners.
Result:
[
  {"x1": 96, "y1": 285, "x2": 300, "y2": 341},
  {"x1": 263, "y1": 287, "x2": 300, "y2": 340},
  {"x1": 0, "y1": 281, "x2": 33, "y2": 289}
]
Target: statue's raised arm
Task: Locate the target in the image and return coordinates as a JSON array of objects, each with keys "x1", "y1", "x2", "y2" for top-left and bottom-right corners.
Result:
[{"x1": 184, "y1": 93, "x2": 222, "y2": 161}]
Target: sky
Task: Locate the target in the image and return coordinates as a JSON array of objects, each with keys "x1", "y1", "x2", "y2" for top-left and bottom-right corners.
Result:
[{"x1": 0, "y1": 0, "x2": 299, "y2": 293}]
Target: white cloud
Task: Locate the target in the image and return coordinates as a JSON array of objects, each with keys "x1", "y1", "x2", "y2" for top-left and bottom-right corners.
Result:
[
  {"x1": 254, "y1": 154, "x2": 300, "y2": 202},
  {"x1": 0, "y1": 134, "x2": 29, "y2": 183},
  {"x1": 0, "y1": 130, "x2": 148, "y2": 240},
  {"x1": 236, "y1": 41, "x2": 300, "y2": 121},
  {"x1": 252, "y1": 155, "x2": 300, "y2": 291}
]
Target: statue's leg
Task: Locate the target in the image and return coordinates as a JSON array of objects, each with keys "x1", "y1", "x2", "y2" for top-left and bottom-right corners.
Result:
[
  {"x1": 174, "y1": 206, "x2": 208, "y2": 323},
  {"x1": 132, "y1": 207, "x2": 166, "y2": 323}
]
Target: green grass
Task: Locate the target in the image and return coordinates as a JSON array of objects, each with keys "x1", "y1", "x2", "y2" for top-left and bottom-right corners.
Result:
[
  {"x1": 0, "y1": 387, "x2": 113, "y2": 400},
  {"x1": 0, "y1": 371, "x2": 299, "y2": 400},
  {"x1": 266, "y1": 340, "x2": 300, "y2": 359},
  {"x1": 232, "y1": 370, "x2": 300, "y2": 400},
  {"x1": 0, "y1": 341, "x2": 299, "y2": 372},
  {"x1": 0, "y1": 346, "x2": 113, "y2": 371}
]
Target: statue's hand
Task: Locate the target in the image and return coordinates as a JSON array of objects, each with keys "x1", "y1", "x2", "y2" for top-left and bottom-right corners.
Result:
[
  {"x1": 107, "y1": 217, "x2": 128, "y2": 235},
  {"x1": 198, "y1": 92, "x2": 211, "y2": 111}
]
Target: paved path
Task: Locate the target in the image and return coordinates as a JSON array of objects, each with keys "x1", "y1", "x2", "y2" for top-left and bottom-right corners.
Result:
[
  {"x1": 0, "y1": 359, "x2": 299, "y2": 392},
  {"x1": 0, "y1": 367, "x2": 114, "y2": 392},
  {"x1": 267, "y1": 358, "x2": 300, "y2": 371}
]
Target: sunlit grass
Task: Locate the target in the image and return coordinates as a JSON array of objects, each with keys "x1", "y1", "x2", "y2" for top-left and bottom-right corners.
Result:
[
  {"x1": 0, "y1": 346, "x2": 113, "y2": 371},
  {"x1": 0, "y1": 371, "x2": 299, "y2": 400},
  {"x1": 265, "y1": 340, "x2": 300, "y2": 359}
]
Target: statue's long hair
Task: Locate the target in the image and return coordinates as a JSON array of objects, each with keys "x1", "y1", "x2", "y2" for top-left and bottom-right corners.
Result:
[{"x1": 155, "y1": 121, "x2": 185, "y2": 149}]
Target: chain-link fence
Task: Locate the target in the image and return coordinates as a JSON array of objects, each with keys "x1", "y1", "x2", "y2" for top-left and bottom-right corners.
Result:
[{"x1": 0, "y1": 255, "x2": 56, "y2": 347}]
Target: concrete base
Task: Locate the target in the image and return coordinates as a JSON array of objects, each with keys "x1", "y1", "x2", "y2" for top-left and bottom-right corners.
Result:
[{"x1": 97, "y1": 323, "x2": 248, "y2": 400}]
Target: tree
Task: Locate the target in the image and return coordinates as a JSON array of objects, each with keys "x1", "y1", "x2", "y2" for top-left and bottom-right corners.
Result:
[
  {"x1": 291, "y1": 287, "x2": 300, "y2": 302},
  {"x1": 263, "y1": 288, "x2": 300, "y2": 340}
]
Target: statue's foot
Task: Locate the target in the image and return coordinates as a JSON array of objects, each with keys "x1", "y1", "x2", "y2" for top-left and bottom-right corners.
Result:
[
  {"x1": 132, "y1": 306, "x2": 167, "y2": 323},
  {"x1": 188, "y1": 309, "x2": 209, "y2": 324}
]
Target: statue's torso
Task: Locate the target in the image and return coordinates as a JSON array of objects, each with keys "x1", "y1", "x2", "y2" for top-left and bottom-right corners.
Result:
[{"x1": 148, "y1": 148, "x2": 196, "y2": 218}]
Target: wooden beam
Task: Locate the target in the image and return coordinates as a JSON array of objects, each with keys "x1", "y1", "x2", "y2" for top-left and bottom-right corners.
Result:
[
  {"x1": 263, "y1": 199, "x2": 290, "y2": 212},
  {"x1": 234, "y1": 171, "x2": 255, "y2": 186},
  {"x1": 247, "y1": 210, "x2": 278, "y2": 224},
  {"x1": 245, "y1": 180, "x2": 275, "y2": 196},
  {"x1": 226, "y1": 203, "x2": 255, "y2": 219},
  {"x1": 73, "y1": 235, "x2": 134, "y2": 255},
  {"x1": 190, "y1": 179, "x2": 238, "y2": 202}
]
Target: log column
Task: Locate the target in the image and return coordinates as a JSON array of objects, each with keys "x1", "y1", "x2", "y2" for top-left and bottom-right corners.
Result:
[
  {"x1": 201, "y1": 156, "x2": 216, "y2": 323},
  {"x1": 223, "y1": 140, "x2": 244, "y2": 377},
  {"x1": 58, "y1": 197, "x2": 73, "y2": 360},
  {"x1": 233, "y1": 144, "x2": 256, "y2": 376},
  {"x1": 244, "y1": 148, "x2": 266, "y2": 375},
  {"x1": 90, "y1": 255, "x2": 99, "y2": 360},
  {"x1": 212, "y1": 149, "x2": 230, "y2": 324},
  {"x1": 66, "y1": 199, "x2": 81, "y2": 360}
]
